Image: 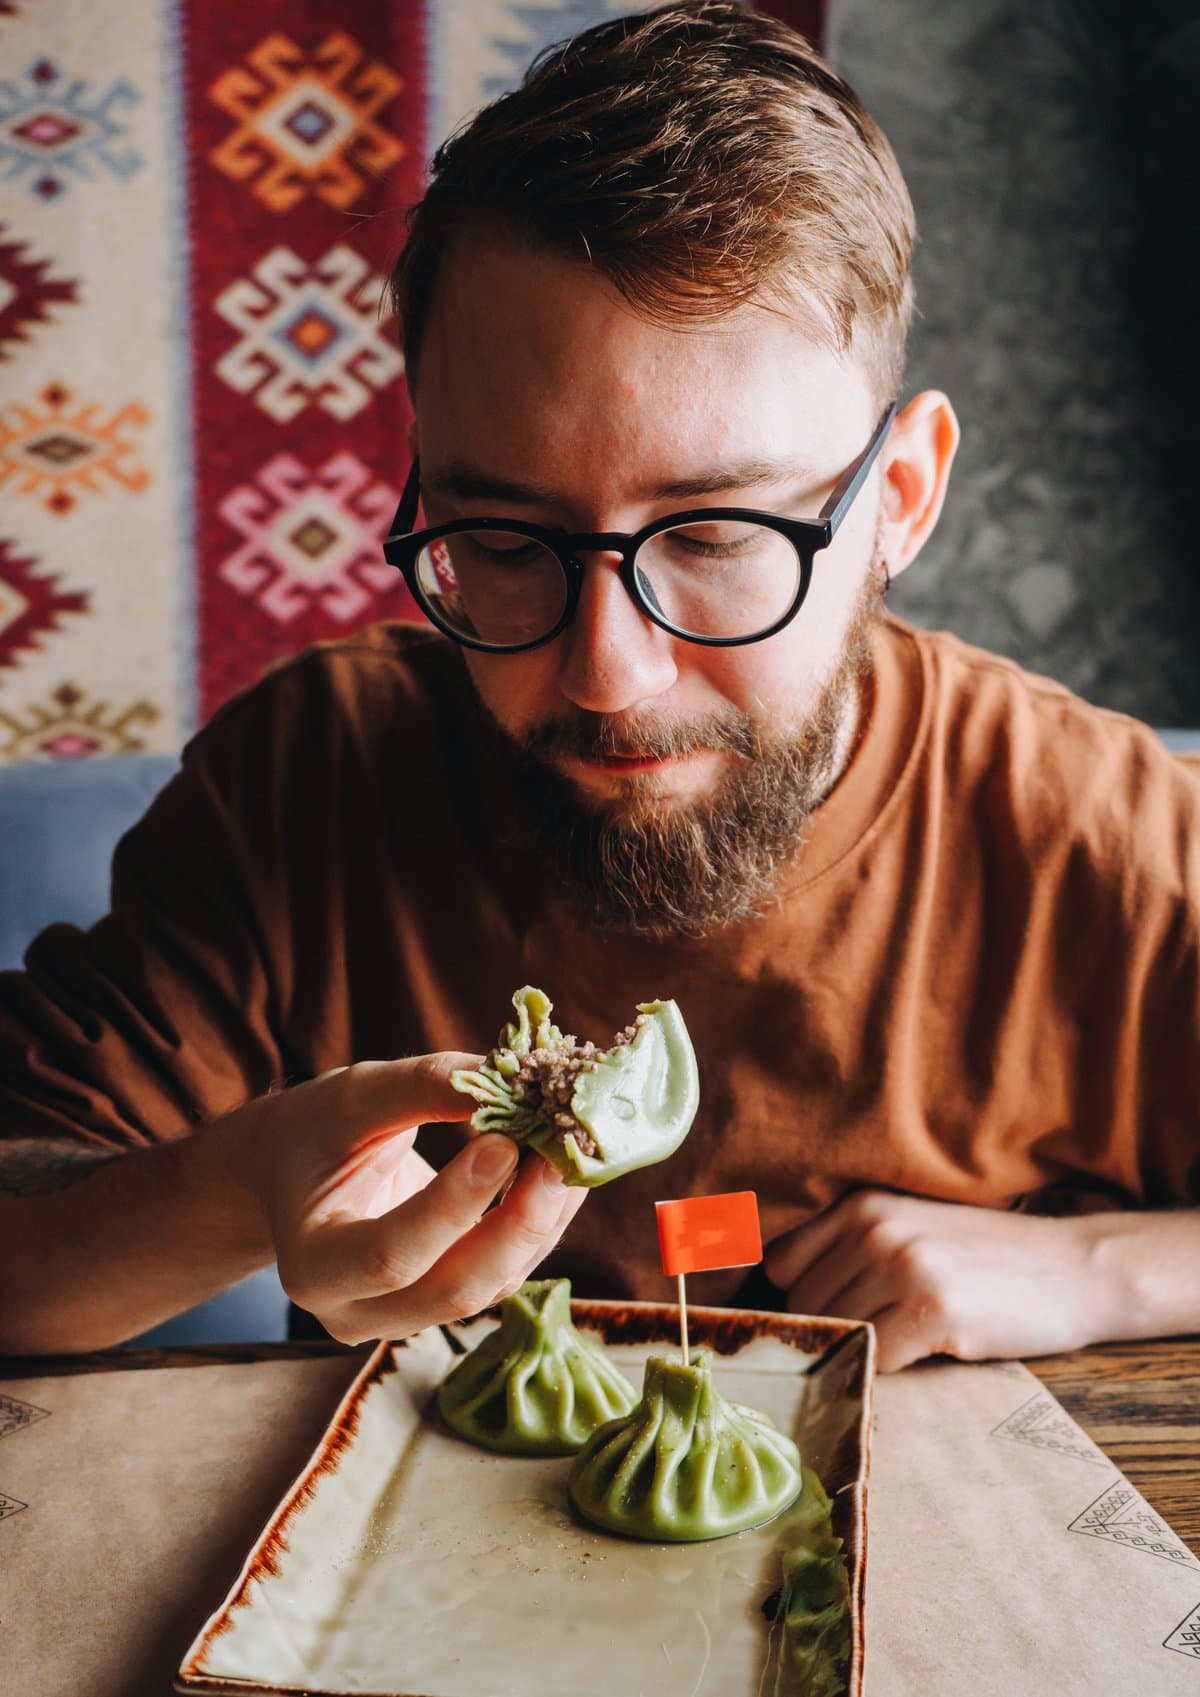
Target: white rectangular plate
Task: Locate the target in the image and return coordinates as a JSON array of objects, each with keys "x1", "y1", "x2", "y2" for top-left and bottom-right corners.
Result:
[{"x1": 178, "y1": 1301, "x2": 874, "y2": 1697}]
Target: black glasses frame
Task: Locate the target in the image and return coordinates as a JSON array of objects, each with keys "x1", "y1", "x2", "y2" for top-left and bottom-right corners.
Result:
[{"x1": 381, "y1": 401, "x2": 897, "y2": 653}]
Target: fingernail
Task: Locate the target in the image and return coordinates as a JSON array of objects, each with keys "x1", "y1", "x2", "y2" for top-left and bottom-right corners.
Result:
[{"x1": 471, "y1": 1135, "x2": 518, "y2": 1186}]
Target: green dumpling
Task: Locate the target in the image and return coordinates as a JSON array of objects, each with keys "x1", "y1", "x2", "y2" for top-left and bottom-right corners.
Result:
[
  {"x1": 567, "y1": 1350, "x2": 804, "y2": 1541},
  {"x1": 450, "y1": 986, "x2": 699, "y2": 1187},
  {"x1": 437, "y1": 1279, "x2": 637, "y2": 1456}
]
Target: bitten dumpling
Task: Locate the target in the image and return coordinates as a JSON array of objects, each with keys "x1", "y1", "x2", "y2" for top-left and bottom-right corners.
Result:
[
  {"x1": 450, "y1": 986, "x2": 699, "y2": 1187},
  {"x1": 568, "y1": 1350, "x2": 804, "y2": 1541},
  {"x1": 437, "y1": 1278, "x2": 637, "y2": 1455}
]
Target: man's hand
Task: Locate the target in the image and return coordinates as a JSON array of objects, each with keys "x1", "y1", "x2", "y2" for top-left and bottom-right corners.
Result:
[
  {"x1": 0, "y1": 1051, "x2": 585, "y2": 1354},
  {"x1": 764, "y1": 1188, "x2": 1115, "y2": 1371},
  {"x1": 229, "y1": 1053, "x2": 586, "y2": 1346}
]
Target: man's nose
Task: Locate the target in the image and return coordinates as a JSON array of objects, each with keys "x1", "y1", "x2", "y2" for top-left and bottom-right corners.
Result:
[{"x1": 556, "y1": 551, "x2": 678, "y2": 715}]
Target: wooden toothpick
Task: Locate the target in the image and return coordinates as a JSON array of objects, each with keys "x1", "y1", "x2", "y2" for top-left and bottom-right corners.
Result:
[{"x1": 677, "y1": 1272, "x2": 690, "y2": 1367}]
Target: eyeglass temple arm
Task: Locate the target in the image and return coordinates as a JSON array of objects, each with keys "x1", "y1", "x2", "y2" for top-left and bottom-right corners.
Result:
[
  {"x1": 388, "y1": 456, "x2": 423, "y2": 542},
  {"x1": 818, "y1": 402, "x2": 898, "y2": 537}
]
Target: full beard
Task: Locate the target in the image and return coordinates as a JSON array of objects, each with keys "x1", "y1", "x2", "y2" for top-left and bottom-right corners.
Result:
[{"x1": 485, "y1": 568, "x2": 884, "y2": 939}]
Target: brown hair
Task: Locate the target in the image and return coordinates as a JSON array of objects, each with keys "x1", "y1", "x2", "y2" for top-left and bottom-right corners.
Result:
[{"x1": 390, "y1": 1, "x2": 915, "y2": 402}]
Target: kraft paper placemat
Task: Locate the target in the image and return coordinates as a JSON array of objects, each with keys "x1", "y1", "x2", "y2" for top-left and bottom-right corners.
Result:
[
  {"x1": 0, "y1": 1350, "x2": 1196, "y2": 1696},
  {"x1": 0, "y1": 1354, "x2": 363, "y2": 1697},
  {"x1": 868, "y1": 1359, "x2": 1200, "y2": 1694}
]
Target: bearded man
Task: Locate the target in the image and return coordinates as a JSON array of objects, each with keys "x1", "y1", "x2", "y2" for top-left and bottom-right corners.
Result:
[{"x1": 2, "y1": 3, "x2": 1197, "y2": 1371}]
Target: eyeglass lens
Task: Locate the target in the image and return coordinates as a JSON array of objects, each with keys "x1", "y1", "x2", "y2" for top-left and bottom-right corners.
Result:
[
  {"x1": 416, "y1": 520, "x2": 806, "y2": 648},
  {"x1": 416, "y1": 532, "x2": 568, "y2": 647}
]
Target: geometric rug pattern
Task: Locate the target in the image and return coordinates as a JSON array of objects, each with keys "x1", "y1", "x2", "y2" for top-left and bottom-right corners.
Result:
[{"x1": 0, "y1": 0, "x2": 823, "y2": 761}]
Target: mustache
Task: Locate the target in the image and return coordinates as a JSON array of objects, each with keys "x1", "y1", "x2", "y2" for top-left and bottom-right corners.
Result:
[{"x1": 521, "y1": 707, "x2": 759, "y2": 765}]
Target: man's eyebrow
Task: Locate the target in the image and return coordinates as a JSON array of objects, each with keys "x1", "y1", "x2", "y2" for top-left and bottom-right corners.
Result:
[
  {"x1": 638, "y1": 459, "x2": 820, "y2": 500},
  {"x1": 425, "y1": 458, "x2": 819, "y2": 507}
]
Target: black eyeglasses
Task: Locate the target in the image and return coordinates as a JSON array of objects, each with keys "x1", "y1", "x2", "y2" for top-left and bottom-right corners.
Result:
[{"x1": 381, "y1": 401, "x2": 896, "y2": 653}]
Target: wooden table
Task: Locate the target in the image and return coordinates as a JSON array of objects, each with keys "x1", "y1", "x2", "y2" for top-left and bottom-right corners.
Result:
[
  {"x1": 3, "y1": 1333, "x2": 1197, "y2": 1554},
  {"x1": 1031, "y1": 1336, "x2": 1200, "y2": 1556}
]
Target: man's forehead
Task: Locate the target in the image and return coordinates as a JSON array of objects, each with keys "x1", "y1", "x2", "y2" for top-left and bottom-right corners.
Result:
[
  {"x1": 415, "y1": 231, "x2": 872, "y2": 502},
  {"x1": 424, "y1": 229, "x2": 852, "y2": 390}
]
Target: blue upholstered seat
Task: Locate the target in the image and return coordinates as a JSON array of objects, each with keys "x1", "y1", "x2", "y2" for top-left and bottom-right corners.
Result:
[
  {"x1": 1158, "y1": 731, "x2": 1200, "y2": 755},
  {"x1": 0, "y1": 755, "x2": 179, "y2": 972}
]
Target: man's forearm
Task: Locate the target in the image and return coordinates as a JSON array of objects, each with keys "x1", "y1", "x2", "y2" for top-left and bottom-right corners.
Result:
[
  {"x1": 1087, "y1": 1207, "x2": 1200, "y2": 1342},
  {"x1": 0, "y1": 1122, "x2": 272, "y2": 1354}
]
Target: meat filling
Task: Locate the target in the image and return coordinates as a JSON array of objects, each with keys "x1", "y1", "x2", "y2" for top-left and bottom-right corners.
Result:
[{"x1": 517, "y1": 1015, "x2": 647, "y2": 1158}]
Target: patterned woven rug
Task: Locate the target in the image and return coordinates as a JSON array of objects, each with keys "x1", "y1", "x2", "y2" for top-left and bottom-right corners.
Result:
[{"x1": 0, "y1": 0, "x2": 823, "y2": 762}]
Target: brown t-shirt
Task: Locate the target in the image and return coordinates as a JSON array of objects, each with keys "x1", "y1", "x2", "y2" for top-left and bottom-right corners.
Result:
[{"x1": 2, "y1": 616, "x2": 1198, "y2": 1305}]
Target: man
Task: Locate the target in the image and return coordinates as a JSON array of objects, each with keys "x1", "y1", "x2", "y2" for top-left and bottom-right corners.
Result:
[{"x1": 2, "y1": 2, "x2": 1197, "y2": 1371}]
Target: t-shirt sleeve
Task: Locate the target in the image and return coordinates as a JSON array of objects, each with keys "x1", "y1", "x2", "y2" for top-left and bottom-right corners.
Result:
[
  {"x1": 0, "y1": 726, "x2": 290, "y2": 1156},
  {"x1": 1072, "y1": 739, "x2": 1200, "y2": 1207},
  {"x1": 1138, "y1": 751, "x2": 1200, "y2": 1204}
]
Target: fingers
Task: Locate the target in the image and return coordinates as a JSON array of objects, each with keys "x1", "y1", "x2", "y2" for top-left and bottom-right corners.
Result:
[
  {"x1": 764, "y1": 1195, "x2": 856, "y2": 1291},
  {"x1": 308, "y1": 1052, "x2": 485, "y2": 1161},
  {"x1": 327, "y1": 1154, "x2": 587, "y2": 1343},
  {"x1": 261, "y1": 1051, "x2": 486, "y2": 1222},
  {"x1": 441, "y1": 1154, "x2": 588, "y2": 1293},
  {"x1": 785, "y1": 1268, "x2": 938, "y2": 1371},
  {"x1": 779, "y1": 1236, "x2": 866, "y2": 1318},
  {"x1": 269, "y1": 1050, "x2": 595, "y2": 1345},
  {"x1": 867, "y1": 1303, "x2": 944, "y2": 1373},
  {"x1": 787, "y1": 1261, "x2": 890, "y2": 1326},
  {"x1": 764, "y1": 1187, "x2": 917, "y2": 1297},
  {"x1": 792, "y1": 1267, "x2": 959, "y2": 1374},
  {"x1": 293, "y1": 1132, "x2": 519, "y2": 1301}
]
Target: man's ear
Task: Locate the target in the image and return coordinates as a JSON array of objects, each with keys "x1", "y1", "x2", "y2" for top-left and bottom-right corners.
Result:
[{"x1": 878, "y1": 391, "x2": 959, "y2": 584}]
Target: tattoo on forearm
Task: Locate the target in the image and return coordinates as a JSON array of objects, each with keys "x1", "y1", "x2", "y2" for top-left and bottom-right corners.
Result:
[{"x1": 0, "y1": 1137, "x2": 124, "y2": 1199}]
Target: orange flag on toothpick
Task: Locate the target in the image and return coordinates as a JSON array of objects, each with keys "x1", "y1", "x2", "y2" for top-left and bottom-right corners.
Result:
[{"x1": 656, "y1": 1191, "x2": 762, "y2": 1277}]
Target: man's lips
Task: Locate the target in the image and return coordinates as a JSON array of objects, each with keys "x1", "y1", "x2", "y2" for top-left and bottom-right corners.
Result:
[{"x1": 588, "y1": 751, "x2": 677, "y2": 774}]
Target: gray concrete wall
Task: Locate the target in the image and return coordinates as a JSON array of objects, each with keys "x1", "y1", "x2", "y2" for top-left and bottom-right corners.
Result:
[{"x1": 832, "y1": 0, "x2": 1200, "y2": 722}]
